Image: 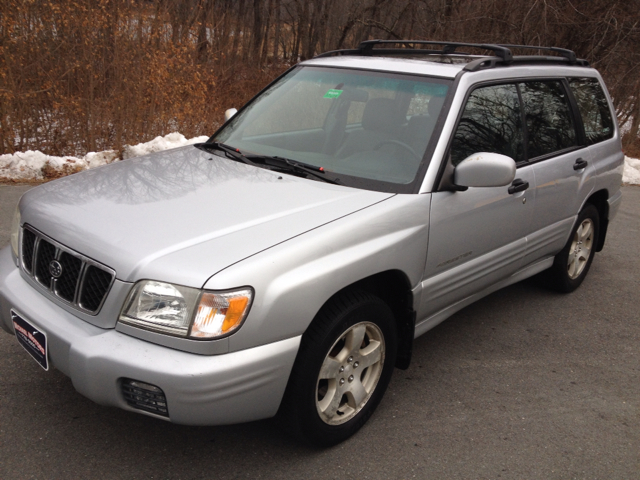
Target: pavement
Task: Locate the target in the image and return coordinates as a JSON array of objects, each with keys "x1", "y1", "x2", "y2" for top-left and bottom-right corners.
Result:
[{"x1": 0, "y1": 184, "x2": 638, "y2": 479}]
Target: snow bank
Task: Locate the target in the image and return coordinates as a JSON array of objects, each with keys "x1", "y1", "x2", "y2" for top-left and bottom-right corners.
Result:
[
  {"x1": 121, "y1": 132, "x2": 208, "y2": 160},
  {"x1": 0, "y1": 132, "x2": 209, "y2": 182},
  {"x1": 0, "y1": 149, "x2": 119, "y2": 182},
  {"x1": 623, "y1": 156, "x2": 640, "y2": 185}
]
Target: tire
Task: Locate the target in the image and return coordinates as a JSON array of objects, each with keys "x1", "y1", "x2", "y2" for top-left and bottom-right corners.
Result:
[
  {"x1": 547, "y1": 204, "x2": 599, "y2": 293},
  {"x1": 279, "y1": 289, "x2": 397, "y2": 447}
]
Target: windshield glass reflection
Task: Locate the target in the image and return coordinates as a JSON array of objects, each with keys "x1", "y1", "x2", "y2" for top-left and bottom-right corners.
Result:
[{"x1": 214, "y1": 67, "x2": 450, "y2": 186}]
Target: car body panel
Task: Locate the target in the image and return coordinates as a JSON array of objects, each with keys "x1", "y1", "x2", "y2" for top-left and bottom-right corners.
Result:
[
  {"x1": 590, "y1": 137, "x2": 625, "y2": 217},
  {"x1": 203, "y1": 193, "x2": 432, "y2": 352},
  {"x1": 413, "y1": 255, "x2": 555, "y2": 338},
  {"x1": 585, "y1": 69, "x2": 625, "y2": 215},
  {"x1": 524, "y1": 150, "x2": 595, "y2": 264},
  {"x1": 419, "y1": 163, "x2": 535, "y2": 319},
  {"x1": 19, "y1": 146, "x2": 393, "y2": 288}
]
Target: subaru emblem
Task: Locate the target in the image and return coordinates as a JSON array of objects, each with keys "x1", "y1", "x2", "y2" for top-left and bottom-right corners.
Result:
[{"x1": 49, "y1": 260, "x2": 63, "y2": 279}]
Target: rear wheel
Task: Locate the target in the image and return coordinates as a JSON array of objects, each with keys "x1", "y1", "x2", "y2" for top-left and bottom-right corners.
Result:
[
  {"x1": 548, "y1": 204, "x2": 599, "y2": 292},
  {"x1": 280, "y1": 289, "x2": 397, "y2": 446}
]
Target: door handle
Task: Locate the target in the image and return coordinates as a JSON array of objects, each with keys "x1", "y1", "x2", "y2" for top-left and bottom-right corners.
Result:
[
  {"x1": 573, "y1": 158, "x2": 588, "y2": 170},
  {"x1": 508, "y1": 178, "x2": 529, "y2": 194}
]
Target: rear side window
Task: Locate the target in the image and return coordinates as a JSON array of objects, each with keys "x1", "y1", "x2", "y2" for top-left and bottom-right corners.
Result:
[
  {"x1": 450, "y1": 84, "x2": 524, "y2": 165},
  {"x1": 519, "y1": 81, "x2": 577, "y2": 159},
  {"x1": 568, "y1": 78, "x2": 614, "y2": 145}
]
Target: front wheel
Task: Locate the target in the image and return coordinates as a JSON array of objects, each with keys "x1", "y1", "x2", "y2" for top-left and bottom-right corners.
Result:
[
  {"x1": 547, "y1": 204, "x2": 599, "y2": 292},
  {"x1": 280, "y1": 289, "x2": 397, "y2": 446}
]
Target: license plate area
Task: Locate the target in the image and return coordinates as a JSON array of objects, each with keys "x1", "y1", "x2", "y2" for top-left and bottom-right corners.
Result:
[{"x1": 12, "y1": 310, "x2": 49, "y2": 371}]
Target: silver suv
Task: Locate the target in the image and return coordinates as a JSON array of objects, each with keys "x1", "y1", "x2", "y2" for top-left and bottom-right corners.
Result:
[{"x1": 1, "y1": 41, "x2": 624, "y2": 446}]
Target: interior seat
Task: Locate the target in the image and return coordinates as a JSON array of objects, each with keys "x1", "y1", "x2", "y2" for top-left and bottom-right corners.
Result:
[
  {"x1": 337, "y1": 98, "x2": 406, "y2": 158},
  {"x1": 403, "y1": 96, "x2": 446, "y2": 155}
]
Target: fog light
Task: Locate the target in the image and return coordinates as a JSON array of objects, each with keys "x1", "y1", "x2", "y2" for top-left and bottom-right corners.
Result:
[{"x1": 121, "y1": 378, "x2": 169, "y2": 417}]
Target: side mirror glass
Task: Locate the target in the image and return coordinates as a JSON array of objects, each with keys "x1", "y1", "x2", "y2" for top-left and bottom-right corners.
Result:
[
  {"x1": 224, "y1": 108, "x2": 238, "y2": 122},
  {"x1": 454, "y1": 152, "x2": 516, "y2": 188}
]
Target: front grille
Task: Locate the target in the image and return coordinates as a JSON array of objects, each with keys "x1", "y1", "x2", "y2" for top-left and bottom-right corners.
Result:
[
  {"x1": 20, "y1": 226, "x2": 115, "y2": 314},
  {"x1": 22, "y1": 229, "x2": 36, "y2": 272},
  {"x1": 121, "y1": 379, "x2": 169, "y2": 417},
  {"x1": 80, "y1": 266, "x2": 114, "y2": 311},
  {"x1": 56, "y1": 252, "x2": 82, "y2": 301},
  {"x1": 35, "y1": 240, "x2": 56, "y2": 286}
]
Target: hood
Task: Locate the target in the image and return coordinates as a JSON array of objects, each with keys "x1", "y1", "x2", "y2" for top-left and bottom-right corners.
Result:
[{"x1": 20, "y1": 146, "x2": 393, "y2": 287}]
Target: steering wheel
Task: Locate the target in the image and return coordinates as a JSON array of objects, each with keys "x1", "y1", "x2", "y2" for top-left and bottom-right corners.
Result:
[{"x1": 374, "y1": 140, "x2": 420, "y2": 160}]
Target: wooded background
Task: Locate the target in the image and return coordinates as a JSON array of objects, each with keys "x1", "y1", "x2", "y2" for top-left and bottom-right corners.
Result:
[{"x1": 1, "y1": 0, "x2": 639, "y2": 157}]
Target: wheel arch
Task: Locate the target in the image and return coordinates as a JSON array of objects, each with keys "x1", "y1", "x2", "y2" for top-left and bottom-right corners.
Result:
[
  {"x1": 584, "y1": 189, "x2": 609, "y2": 252},
  {"x1": 326, "y1": 269, "x2": 415, "y2": 370}
]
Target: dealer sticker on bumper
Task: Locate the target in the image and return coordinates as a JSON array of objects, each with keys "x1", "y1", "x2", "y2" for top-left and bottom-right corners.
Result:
[{"x1": 12, "y1": 310, "x2": 48, "y2": 371}]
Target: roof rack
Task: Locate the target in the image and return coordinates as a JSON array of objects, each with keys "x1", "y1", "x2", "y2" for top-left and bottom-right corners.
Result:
[
  {"x1": 498, "y1": 44, "x2": 577, "y2": 63},
  {"x1": 314, "y1": 40, "x2": 589, "y2": 71}
]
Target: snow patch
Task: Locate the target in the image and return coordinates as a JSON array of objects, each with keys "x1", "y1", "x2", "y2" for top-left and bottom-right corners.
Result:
[
  {"x1": 0, "y1": 132, "x2": 208, "y2": 181},
  {"x1": 122, "y1": 132, "x2": 208, "y2": 160},
  {"x1": 623, "y1": 156, "x2": 640, "y2": 185},
  {"x1": 0, "y1": 150, "x2": 119, "y2": 181}
]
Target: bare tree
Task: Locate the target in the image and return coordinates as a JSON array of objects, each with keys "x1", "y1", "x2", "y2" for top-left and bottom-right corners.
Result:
[{"x1": 1, "y1": 0, "x2": 639, "y2": 157}]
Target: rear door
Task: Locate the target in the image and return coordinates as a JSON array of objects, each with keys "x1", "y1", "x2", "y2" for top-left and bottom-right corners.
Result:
[{"x1": 520, "y1": 80, "x2": 596, "y2": 266}]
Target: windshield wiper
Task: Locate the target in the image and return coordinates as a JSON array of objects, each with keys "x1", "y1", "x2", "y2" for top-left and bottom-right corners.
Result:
[
  {"x1": 194, "y1": 142, "x2": 258, "y2": 166},
  {"x1": 245, "y1": 154, "x2": 341, "y2": 185},
  {"x1": 195, "y1": 142, "x2": 340, "y2": 185}
]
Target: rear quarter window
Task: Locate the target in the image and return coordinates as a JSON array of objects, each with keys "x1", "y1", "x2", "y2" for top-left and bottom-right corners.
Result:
[{"x1": 568, "y1": 78, "x2": 615, "y2": 145}]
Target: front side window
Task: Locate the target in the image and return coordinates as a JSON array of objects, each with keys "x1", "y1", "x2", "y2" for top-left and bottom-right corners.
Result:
[
  {"x1": 520, "y1": 81, "x2": 577, "y2": 159},
  {"x1": 568, "y1": 77, "x2": 614, "y2": 145},
  {"x1": 450, "y1": 84, "x2": 524, "y2": 165}
]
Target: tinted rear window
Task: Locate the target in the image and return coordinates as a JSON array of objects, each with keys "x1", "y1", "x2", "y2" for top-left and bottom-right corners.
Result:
[{"x1": 568, "y1": 78, "x2": 614, "y2": 145}]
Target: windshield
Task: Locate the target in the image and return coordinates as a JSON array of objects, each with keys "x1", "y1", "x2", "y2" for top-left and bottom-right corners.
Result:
[{"x1": 213, "y1": 66, "x2": 451, "y2": 191}]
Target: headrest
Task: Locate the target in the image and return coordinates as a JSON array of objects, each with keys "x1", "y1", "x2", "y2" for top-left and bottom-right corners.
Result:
[
  {"x1": 342, "y1": 88, "x2": 369, "y2": 103},
  {"x1": 362, "y1": 98, "x2": 405, "y2": 132},
  {"x1": 428, "y1": 96, "x2": 445, "y2": 116},
  {"x1": 407, "y1": 115, "x2": 430, "y2": 132}
]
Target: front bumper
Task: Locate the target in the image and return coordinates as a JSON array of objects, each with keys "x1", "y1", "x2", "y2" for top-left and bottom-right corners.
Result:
[{"x1": 0, "y1": 247, "x2": 300, "y2": 425}]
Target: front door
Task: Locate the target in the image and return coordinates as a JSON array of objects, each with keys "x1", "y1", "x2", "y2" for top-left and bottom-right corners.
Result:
[{"x1": 418, "y1": 83, "x2": 535, "y2": 323}]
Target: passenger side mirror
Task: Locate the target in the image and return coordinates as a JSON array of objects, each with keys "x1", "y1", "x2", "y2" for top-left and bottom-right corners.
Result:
[
  {"x1": 224, "y1": 108, "x2": 238, "y2": 121},
  {"x1": 454, "y1": 153, "x2": 516, "y2": 188}
]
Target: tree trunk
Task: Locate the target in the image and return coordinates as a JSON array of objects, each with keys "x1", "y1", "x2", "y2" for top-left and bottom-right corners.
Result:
[
  {"x1": 298, "y1": 0, "x2": 309, "y2": 61},
  {"x1": 251, "y1": 0, "x2": 263, "y2": 62},
  {"x1": 273, "y1": 0, "x2": 281, "y2": 60},
  {"x1": 230, "y1": 0, "x2": 245, "y2": 63},
  {"x1": 260, "y1": 0, "x2": 272, "y2": 65}
]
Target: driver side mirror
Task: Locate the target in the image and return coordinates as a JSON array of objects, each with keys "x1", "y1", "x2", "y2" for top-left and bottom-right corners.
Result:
[
  {"x1": 224, "y1": 108, "x2": 238, "y2": 122},
  {"x1": 454, "y1": 153, "x2": 516, "y2": 188}
]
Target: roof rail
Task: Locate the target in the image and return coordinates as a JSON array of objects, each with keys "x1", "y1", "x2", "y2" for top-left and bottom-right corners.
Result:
[
  {"x1": 314, "y1": 40, "x2": 589, "y2": 70},
  {"x1": 464, "y1": 55, "x2": 589, "y2": 72},
  {"x1": 316, "y1": 40, "x2": 513, "y2": 62},
  {"x1": 498, "y1": 44, "x2": 577, "y2": 63}
]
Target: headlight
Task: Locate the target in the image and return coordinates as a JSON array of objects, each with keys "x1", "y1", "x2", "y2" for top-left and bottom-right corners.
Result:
[
  {"x1": 119, "y1": 280, "x2": 253, "y2": 339},
  {"x1": 10, "y1": 205, "x2": 21, "y2": 259}
]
